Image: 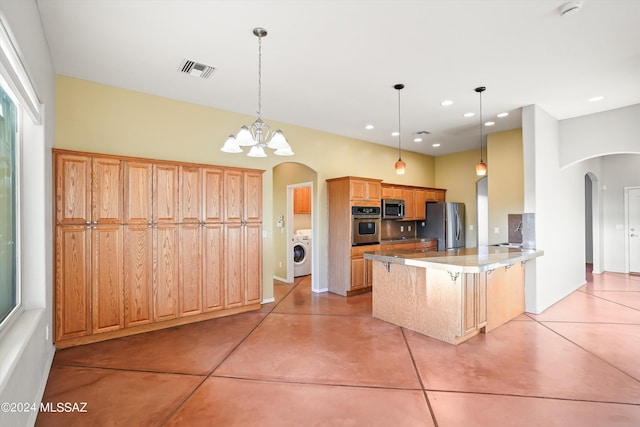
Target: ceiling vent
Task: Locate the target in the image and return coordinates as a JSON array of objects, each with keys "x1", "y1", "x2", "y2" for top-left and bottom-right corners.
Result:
[{"x1": 179, "y1": 59, "x2": 215, "y2": 79}]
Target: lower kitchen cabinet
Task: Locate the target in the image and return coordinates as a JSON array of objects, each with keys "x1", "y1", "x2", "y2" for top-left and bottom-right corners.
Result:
[
  {"x1": 203, "y1": 223, "x2": 224, "y2": 312},
  {"x1": 350, "y1": 245, "x2": 379, "y2": 294},
  {"x1": 485, "y1": 262, "x2": 525, "y2": 332},
  {"x1": 91, "y1": 225, "x2": 125, "y2": 335},
  {"x1": 224, "y1": 222, "x2": 262, "y2": 307},
  {"x1": 179, "y1": 223, "x2": 204, "y2": 316},
  {"x1": 461, "y1": 272, "x2": 487, "y2": 337},
  {"x1": 123, "y1": 224, "x2": 154, "y2": 327}
]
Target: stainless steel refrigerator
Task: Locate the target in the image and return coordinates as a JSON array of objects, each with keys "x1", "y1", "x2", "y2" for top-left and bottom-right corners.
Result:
[{"x1": 419, "y1": 202, "x2": 465, "y2": 251}]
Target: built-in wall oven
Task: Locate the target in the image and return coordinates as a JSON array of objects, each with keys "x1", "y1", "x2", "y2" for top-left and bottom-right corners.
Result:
[{"x1": 352, "y1": 206, "x2": 381, "y2": 246}]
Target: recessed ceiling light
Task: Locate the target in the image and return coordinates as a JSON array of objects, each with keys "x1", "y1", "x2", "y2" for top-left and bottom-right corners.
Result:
[
  {"x1": 414, "y1": 138, "x2": 423, "y2": 143},
  {"x1": 497, "y1": 112, "x2": 509, "y2": 118},
  {"x1": 485, "y1": 121, "x2": 495, "y2": 126},
  {"x1": 441, "y1": 100, "x2": 453, "y2": 106},
  {"x1": 391, "y1": 131, "x2": 399, "y2": 137},
  {"x1": 464, "y1": 112, "x2": 475, "y2": 117},
  {"x1": 432, "y1": 143, "x2": 441, "y2": 147},
  {"x1": 588, "y1": 96, "x2": 604, "y2": 102},
  {"x1": 364, "y1": 124, "x2": 374, "y2": 130}
]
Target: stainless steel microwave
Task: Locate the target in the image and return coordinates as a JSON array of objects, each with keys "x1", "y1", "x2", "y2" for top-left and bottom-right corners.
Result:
[{"x1": 381, "y1": 199, "x2": 406, "y2": 219}]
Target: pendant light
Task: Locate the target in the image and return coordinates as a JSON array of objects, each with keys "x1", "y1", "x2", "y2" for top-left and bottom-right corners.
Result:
[
  {"x1": 475, "y1": 86, "x2": 488, "y2": 176},
  {"x1": 220, "y1": 27, "x2": 294, "y2": 157},
  {"x1": 394, "y1": 83, "x2": 406, "y2": 175}
]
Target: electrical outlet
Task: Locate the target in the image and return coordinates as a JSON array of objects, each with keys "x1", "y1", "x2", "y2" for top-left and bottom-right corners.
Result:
[
  {"x1": 279, "y1": 261, "x2": 282, "y2": 268},
  {"x1": 45, "y1": 325, "x2": 49, "y2": 340},
  {"x1": 469, "y1": 224, "x2": 474, "y2": 231},
  {"x1": 400, "y1": 225, "x2": 404, "y2": 232},
  {"x1": 494, "y1": 227, "x2": 500, "y2": 234},
  {"x1": 408, "y1": 225, "x2": 412, "y2": 232}
]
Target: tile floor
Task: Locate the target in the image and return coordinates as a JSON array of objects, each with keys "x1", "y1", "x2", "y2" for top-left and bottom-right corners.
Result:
[{"x1": 36, "y1": 269, "x2": 640, "y2": 426}]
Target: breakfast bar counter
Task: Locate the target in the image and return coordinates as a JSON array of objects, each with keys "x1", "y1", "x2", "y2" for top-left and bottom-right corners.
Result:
[{"x1": 364, "y1": 246, "x2": 543, "y2": 344}]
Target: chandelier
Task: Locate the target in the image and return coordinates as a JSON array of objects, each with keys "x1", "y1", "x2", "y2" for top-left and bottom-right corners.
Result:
[{"x1": 220, "y1": 27, "x2": 294, "y2": 157}]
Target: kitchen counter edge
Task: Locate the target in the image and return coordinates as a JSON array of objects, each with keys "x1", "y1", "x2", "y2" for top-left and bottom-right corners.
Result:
[{"x1": 363, "y1": 246, "x2": 544, "y2": 273}]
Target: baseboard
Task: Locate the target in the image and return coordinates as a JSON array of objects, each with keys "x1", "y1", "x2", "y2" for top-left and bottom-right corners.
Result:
[
  {"x1": 273, "y1": 275, "x2": 293, "y2": 284},
  {"x1": 261, "y1": 297, "x2": 275, "y2": 304},
  {"x1": 27, "y1": 343, "x2": 55, "y2": 426}
]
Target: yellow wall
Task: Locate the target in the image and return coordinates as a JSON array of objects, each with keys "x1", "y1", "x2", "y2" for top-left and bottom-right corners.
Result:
[
  {"x1": 487, "y1": 129, "x2": 524, "y2": 244},
  {"x1": 435, "y1": 129, "x2": 524, "y2": 247},
  {"x1": 55, "y1": 76, "x2": 438, "y2": 300}
]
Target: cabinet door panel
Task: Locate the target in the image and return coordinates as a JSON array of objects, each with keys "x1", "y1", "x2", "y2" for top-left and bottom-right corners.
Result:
[
  {"x1": 351, "y1": 257, "x2": 365, "y2": 291},
  {"x1": 155, "y1": 163, "x2": 179, "y2": 223},
  {"x1": 92, "y1": 157, "x2": 123, "y2": 224},
  {"x1": 224, "y1": 170, "x2": 243, "y2": 222},
  {"x1": 244, "y1": 223, "x2": 262, "y2": 304},
  {"x1": 55, "y1": 226, "x2": 91, "y2": 340},
  {"x1": 179, "y1": 223, "x2": 203, "y2": 316},
  {"x1": 154, "y1": 224, "x2": 179, "y2": 321},
  {"x1": 56, "y1": 154, "x2": 91, "y2": 225},
  {"x1": 179, "y1": 166, "x2": 202, "y2": 223},
  {"x1": 203, "y1": 168, "x2": 224, "y2": 222},
  {"x1": 124, "y1": 225, "x2": 153, "y2": 327},
  {"x1": 124, "y1": 161, "x2": 153, "y2": 224},
  {"x1": 244, "y1": 172, "x2": 262, "y2": 222},
  {"x1": 414, "y1": 189, "x2": 427, "y2": 220},
  {"x1": 224, "y1": 223, "x2": 244, "y2": 307},
  {"x1": 203, "y1": 223, "x2": 224, "y2": 311},
  {"x1": 92, "y1": 225, "x2": 124, "y2": 334}
]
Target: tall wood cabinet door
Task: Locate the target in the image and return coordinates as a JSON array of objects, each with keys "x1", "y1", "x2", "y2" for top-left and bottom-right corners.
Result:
[
  {"x1": 403, "y1": 189, "x2": 415, "y2": 221},
  {"x1": 123, "y1": 224, "x2": 154, "y2": 327},
  {"x1": 92, "y1": 157, "x2": 123, "y2": 224},
  {"x1": 414, "y1": 189, "x2": 427, "y2": 220},
  {"x1": 203, "y1": 168, "x2": 224, "y2": 222},
  {"x1": 154, "y1": 224, "x2": 179, "y2": 321},
  {"x1": 179, "y1": 166, "x2": 202, "y2": 223},
  {"x1": 244, "y1": 171, "x2": 263, "y2": 222},
  {"x1": 154, "y1": 163, "x2": 179, "y2": 224},
  {"x1": 244, "y1": 223, "x2": 262, "y2": 304},
  {"x1": 124, "y1": 161, "x2": 153, "y2": 224},
  {"x1": 203, "y1": 223, "x2": 224, "y2": 311},
  {"x1": 91, "y1": 224, "x2": 124, "y2": 334},
  {"x1": 224, "y1": 170, "x2": 243, "y2": 222},
  {"x1": 350, "y1": 257, "x2": 365, "y2": 291},
  {"x1": 55, "y1": 226, "x2": 91, "y2": 340},
  {"x1": 179, "y1": 223, "x2": 203, "y2": 316},
  {"x1": 224, "y1": 223, "x2": 244, "y2": 308},
  {"x1": 55, "y1": 154, "x2": 91, "y2": 225}
]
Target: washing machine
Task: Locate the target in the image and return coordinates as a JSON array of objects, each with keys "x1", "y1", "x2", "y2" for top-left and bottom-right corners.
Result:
[{"x1": 293, "y1": 229, "x2": 312, "y2": 277}]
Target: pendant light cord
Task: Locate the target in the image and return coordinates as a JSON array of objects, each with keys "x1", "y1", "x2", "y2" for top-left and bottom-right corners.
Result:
[
  {"x1": 479, "y1": 89, "x2": 483, "y2": 162},
  {"x1": 395, "y1": 84, "x2": 404, "y2": 159},
  {"x1": 257, "y1": 33, "x2": 262, "y2": 119}
]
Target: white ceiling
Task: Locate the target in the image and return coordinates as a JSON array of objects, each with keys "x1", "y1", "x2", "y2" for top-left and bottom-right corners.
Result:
[{"x1": 36, "y1": 0, "x2": 640, "y2": 156}]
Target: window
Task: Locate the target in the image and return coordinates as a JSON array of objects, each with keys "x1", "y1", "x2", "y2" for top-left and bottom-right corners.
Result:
[{"x1": 0, "y1": 82, "x2": 19, "y2": 326}]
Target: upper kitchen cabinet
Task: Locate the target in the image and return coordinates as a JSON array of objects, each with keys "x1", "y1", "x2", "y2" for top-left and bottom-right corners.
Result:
[
  {"x1": 293, "y1": 186, "x2": 311, "y2": 214},
  {"x1": 180, "y1": 166, "x2": 225, "y2": 223},
  {"x1": 349, "y1": 177, "x2": 382, "y2": 205},
  {"x1": 123, "y1": 161, "x2": 179, "y2": 224},
  {"x1": 381, "y1": 185, "x2": 403, "y2": 200}
]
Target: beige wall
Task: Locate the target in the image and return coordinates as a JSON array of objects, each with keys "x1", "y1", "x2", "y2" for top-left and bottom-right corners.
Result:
[
  {"x1": 435, "y1": 129, "x2": 524, "y2": 247},
  {"x1": 55, "y1": 76, "x2": 438, "y2": 300},
  {"x1": 487, "y1": 129, "x2": 524, "y2": 244}
]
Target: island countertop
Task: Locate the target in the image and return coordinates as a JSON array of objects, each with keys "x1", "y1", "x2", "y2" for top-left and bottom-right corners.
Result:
[{"x1": 364, "y1": 246, "x2": 543, "y2": 273}]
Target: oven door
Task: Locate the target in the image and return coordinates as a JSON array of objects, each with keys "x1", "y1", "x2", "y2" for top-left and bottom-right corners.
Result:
[{"x1": 352, "y1": 217, "x2": 381, "y2": 246}]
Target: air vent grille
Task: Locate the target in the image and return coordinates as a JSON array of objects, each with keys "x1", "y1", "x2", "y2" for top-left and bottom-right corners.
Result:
[{"x1": 178, "y1": 59, "x2": 215, "y2": 79}]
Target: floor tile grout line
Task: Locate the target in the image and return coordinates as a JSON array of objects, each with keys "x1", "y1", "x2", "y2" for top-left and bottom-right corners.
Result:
[
  {"x1": 159, "y1": 277, "x2": 311, "y2": 425},
  {"x1": 158, "y1": 375, "x2": 210, "y2": 426},
  {"x1": 48, "y1": 362, "x2": 210, "y2": 377},
  {"x1": 581, "y1": 291, "x2": 640, "y2": 312},
  {"x1": 532, "y1": 318, "x2": 640, "y2": 385},
  {"x1": 207, "y1": 373, "x2": 424, "y2": 392},
  {"x1": 203, "y1": 276, "x2": 309, "y2": 379},
  {"x1": 400, "y1": 327, "x2": 439, "y2": 427},
  {"x1": 421, "y1": 388, "x2": 640, "y2": 406}
]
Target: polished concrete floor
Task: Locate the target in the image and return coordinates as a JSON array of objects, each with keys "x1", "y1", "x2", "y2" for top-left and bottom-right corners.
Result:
[{"x1": 37, "y1": 269, "x2": 640, "y2": 426}]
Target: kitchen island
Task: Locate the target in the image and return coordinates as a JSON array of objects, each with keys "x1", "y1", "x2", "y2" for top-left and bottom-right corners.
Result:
[{"x1": 364, "y1": 246, "x2": 543, "y2": 344}]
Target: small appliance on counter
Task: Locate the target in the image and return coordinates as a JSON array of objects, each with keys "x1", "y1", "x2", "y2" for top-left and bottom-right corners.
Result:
[
  {"x1": 381, "y1": 199, "x2": 405, "y2": 219},
  {"x1": 418, "y1": 202, "x2": 465, "y2": 251}
]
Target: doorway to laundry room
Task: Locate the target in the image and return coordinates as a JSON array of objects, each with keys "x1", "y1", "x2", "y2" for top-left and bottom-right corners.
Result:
[{"x1": 272, "y1": 163, "x2": 316, "y2": 287}]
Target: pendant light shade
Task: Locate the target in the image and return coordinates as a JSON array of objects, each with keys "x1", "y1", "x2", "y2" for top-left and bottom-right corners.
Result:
[
  {"x1": 394, "y1": 83, "x2": 406, "y2": 175},
  {"x1": 220, "y1": 28, "x2": 294, "y2": 157},
  {"x1": 475, "y1": 86, "x2": 487, "y2": 176}
]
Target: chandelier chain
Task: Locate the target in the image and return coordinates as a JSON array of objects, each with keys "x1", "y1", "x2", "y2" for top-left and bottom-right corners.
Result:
[{"x1": 257, "y1": 33, "x2": 262, "y2": 118}]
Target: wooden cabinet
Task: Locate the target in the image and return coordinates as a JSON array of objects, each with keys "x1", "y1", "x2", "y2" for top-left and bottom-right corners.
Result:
[
  {"x1": 461, "y1": 272, "x2": 487, "y2": 337},
  {"x1": 294, "y1": 187, "x2": 311, "y2": 214},
  {"x1": 485, "y1": 262, "x2": 525, "y2": 332},
  {"x1": 381, "y1": 186, "x2": 403, "y2": 199},
  {"x1": 350, "y1": 178, "x2": 381, "y2": 203},
  {"x1": 54, "y1": 149, "x2": 263, "y2": 349},
  {"x1": 414, "y1": 189, "x2": 427, "y2": 220},
  {"x1": 403, "y1": 188, "x2": 416, "y2": 220},
  {"x1": 327, "y1": 177, "x2": 383, "y2": 296},
  {"x1": 350, "y1": 244, "x2": 380, "y2": 291},
  {"x1": 54, "y1": 153, "x2": 125, "y2": 341}
]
